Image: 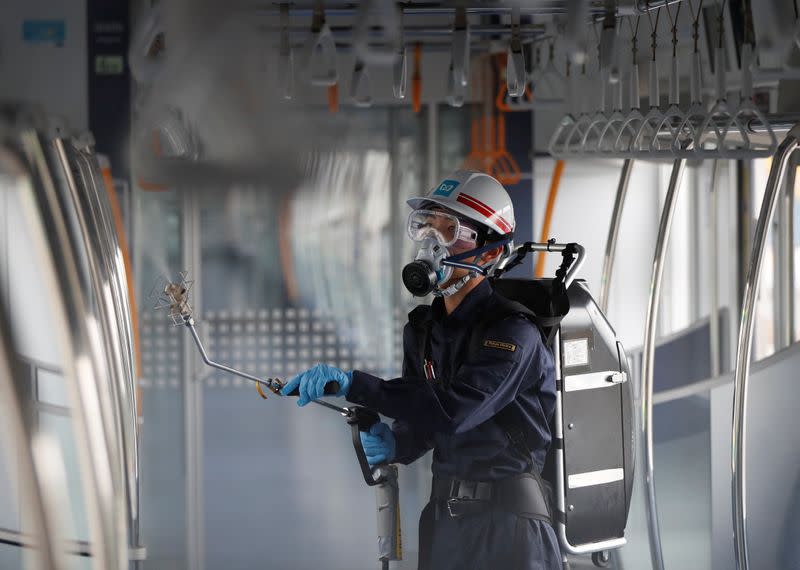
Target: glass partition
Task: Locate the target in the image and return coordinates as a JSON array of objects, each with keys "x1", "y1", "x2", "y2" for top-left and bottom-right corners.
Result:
[
  {"x1": 135, "y1": 184, "x2": 187, "y2": 569},
  {"x1": 128, "y1": 106, "x2": 434, "y2": 569}
]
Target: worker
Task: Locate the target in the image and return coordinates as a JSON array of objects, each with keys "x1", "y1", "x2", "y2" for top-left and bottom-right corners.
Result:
[{"x1": 281, "y1": 170, "x2": 562, "y2": 569}]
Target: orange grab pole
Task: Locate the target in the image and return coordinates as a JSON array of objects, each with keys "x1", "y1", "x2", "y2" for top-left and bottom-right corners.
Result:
[
  {"x1": 138, "y1": 130, "x2": 169, "y2": 191},
  {"x1": 327, "y1": 84, "x2": 339, "y2": 113},
  {"x1": 535, "y1": 159, "x2": 565, "y2": 278},
  {"x1": 412, "y1": 43, "x2": 422, "y2": 113}
]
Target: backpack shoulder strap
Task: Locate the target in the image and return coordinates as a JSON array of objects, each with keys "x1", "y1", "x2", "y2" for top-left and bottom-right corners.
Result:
[
  {"x1": 467, "y1": 293, "x2": 542, "y2": 355},
  {"x1": 408, "y1": 304, "x2": 434, "y2": 375},
  {"x1": 469, "y1": 292, "x2": 547, "y2": 473},
  {"x1": 408, "y1": 304, "x2": 431, "y2": 328}
]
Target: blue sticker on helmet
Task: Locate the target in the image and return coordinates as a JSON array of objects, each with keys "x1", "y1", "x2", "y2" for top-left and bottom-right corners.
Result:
[{"x1": 432, "y1": 180, "x2": 460, "y2": 197}]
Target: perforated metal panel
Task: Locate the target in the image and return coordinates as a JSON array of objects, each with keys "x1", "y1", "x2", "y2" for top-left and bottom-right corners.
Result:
[
  {"x1": 140, "y1": 306, "x2": 408, "y2": 390},
  {"x1": 140, "y1": 311, "x2": 182, "y2": 389}
]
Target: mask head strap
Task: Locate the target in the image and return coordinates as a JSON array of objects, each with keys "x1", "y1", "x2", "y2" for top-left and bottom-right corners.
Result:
[
  {"x1": 433, "y1": 273, "x2": 474, "y2": 297},
  {"x1": 441, "y1": 237, "x2": 511, "y2": 274},
  {"x1": 434, "y1": 237, "x2": 511, "y2": 296}
]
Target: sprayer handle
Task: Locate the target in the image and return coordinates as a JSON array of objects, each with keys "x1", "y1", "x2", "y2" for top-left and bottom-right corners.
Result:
[
  {"x1": 347, "y1": 406, "x2": 386, "y2": 486},
  {"x1": 283, "y1": 382, "x2": 341, "y2": 397}
]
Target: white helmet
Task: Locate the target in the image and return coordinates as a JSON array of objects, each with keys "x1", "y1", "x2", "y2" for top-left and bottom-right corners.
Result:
[
  {"x1": 407, "y1": 170, "x2": 516, "y2": 239},
  {"x1": 403, "y1": 171, "x2": 516, "y2": 297}
]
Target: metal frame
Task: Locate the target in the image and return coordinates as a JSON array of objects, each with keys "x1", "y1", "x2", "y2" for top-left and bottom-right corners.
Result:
[
  {"x1": 552, "y1": 327, "x2": 627, "y2": 556},
  {"x1": 709, "y1": 160, "x2": 722, "y2": 378},
  {"x1": 732, "y1": 123, "x2": 800, "y2": 570},
  {"x1": 259, "y1": 2, "x2": 674, "y2": 18},
  {"x1": 599, "y1": 159, "x2": 634, "y2": 312},
  {"x1": 182, "y1": 189, "x2": 205, "y2": 570},
  {"x1": 775, "y1": 154, "x2": 796, "y2": 349},
  {"x1": 496, "y1": 241, "x2": 586, "y2": 287},
  {"x1": 641, "y1": 158, "x2": 688, "y2": 570}
]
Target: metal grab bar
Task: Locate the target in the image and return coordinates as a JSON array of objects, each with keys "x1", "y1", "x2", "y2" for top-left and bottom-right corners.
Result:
[
  {"x1": 709, "y1": 160, "x2": 722, "y2": 379},
  {"x1": 732, "y1": 123, "x2": 800, "y2": 570},
  {"x1": 69, "y1": 144, "x2": 145, "y2": 564},
  {"x1": 52, "y1": 138, "x2": 136, "y2": 569},
  {"x1": 258, "y1": 3, "x2": 675, "y2": 17},
  {"x1": 352, "y1": 0, "x2": 403, "y2": 66},
  {"x1": 497, "y1": 240, "x2": 586, "y2": 289},
  {"x1": 529, "y1": 241, "x2": 586, "y2": 288},
  {"x1": 641, "y1": 158, "x2": 687, "y2": 570},
  {"x1": 32, "y1": 130, "x2": 128, "y2": 569},
  {"x1": 299, "y1": 7, "x2": 338, "y2": 87},
  {"x1": 599, "y1": 159, "x2": 634, "y2": 312}
]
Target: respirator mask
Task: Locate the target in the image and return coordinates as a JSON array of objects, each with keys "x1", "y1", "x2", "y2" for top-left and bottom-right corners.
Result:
[{"x1": 401, "y1": 209, "x2": 507, "y2": 297}]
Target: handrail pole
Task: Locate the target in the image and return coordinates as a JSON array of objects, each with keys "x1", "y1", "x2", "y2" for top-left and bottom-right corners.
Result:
[
  {"x1": 600, "y1": 158, "x2": 634, "y2": 312},
  {"x1": 731, "y1": 124, "x2": 800, "y2": 570},
  {"x1": 642, "y1": 158, "x2": 687, "y2": 570},
  {"x1": 710, "y1": 159, "x2": 722, "y2": 378}
]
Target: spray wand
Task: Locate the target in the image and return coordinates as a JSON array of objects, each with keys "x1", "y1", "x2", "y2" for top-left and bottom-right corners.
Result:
[{"x1": 153, "y1": 273, "x2": 402, "y2": 569}]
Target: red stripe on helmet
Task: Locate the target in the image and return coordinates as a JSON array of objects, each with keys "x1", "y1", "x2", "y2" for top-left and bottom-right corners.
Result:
[{"x1": 456, "y1": 193, "x2": 513, "y2": 234}]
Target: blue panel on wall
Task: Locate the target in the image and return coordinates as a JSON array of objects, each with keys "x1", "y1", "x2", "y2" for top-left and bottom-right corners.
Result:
[
  {"x1": 654, "y1": 310, "x2": 729, "y2": 393},
  {"x1": 654, "y1": 395, "x2": 710, "y2": 444},
  {"x1": 504, "y1": 112, "x2": 533, "y2": 279},
  {"x1": 22, "y1": 20, "x2": 66, "y2": 46}
]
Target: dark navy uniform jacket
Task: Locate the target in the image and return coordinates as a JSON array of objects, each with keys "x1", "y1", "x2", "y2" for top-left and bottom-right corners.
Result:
[{"x1": 346, "y1": 279, "x2": 557, "y2": 481}]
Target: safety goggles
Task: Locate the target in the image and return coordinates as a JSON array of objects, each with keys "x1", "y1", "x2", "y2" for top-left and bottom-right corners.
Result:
[{"x1": 406, "y1": 209, "x2": 479, "y2": 247}]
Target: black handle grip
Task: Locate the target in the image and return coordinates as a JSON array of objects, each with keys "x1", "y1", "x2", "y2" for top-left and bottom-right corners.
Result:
[
  {"x1": 346, "y1": 406, "x2": 386, "y2": 486},
  {"x1": 284, "y1": 381, "x2": 341, "y2": 397}
]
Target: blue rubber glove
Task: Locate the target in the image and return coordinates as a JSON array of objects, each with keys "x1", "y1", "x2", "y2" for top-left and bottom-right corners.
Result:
[
  {"x1": 359, "y1": 422, "x2": 396, "y2": 466},
  {"x1": 280, "y1": 363, "x2": 352, "y2": 406}
]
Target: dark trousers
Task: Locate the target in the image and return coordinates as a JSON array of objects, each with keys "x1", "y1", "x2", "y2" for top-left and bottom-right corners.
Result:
[{"x1": 417, "y1": 500, "x2": 563, "y2": 570}]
